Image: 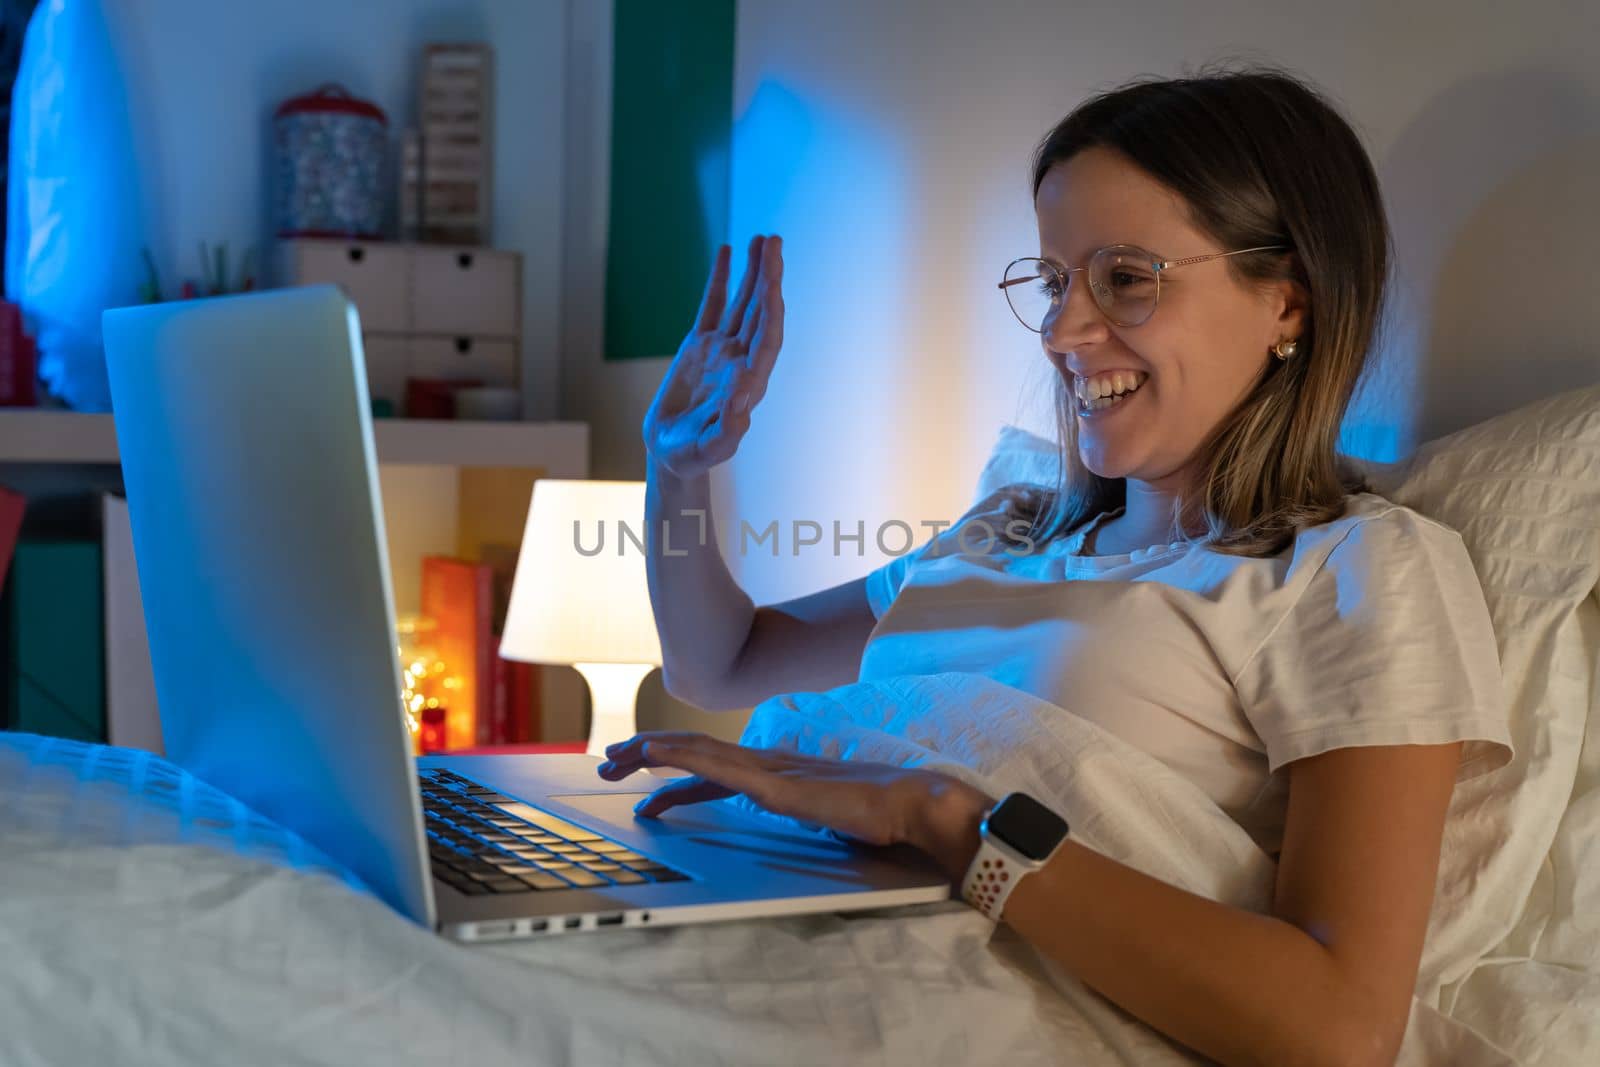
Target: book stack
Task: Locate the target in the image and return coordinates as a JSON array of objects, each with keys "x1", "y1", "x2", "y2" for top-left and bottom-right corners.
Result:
[
  {"x1": 419, "y1": 466, "x2": 544, "y2": 749},
  {"x1": 418, "y1": 43, "x2": 493, "y2": 246}
]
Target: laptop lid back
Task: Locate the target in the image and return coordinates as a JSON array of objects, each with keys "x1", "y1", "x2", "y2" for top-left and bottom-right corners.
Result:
[{"x1": 103, "y1": 285, "x2": 434, "y2": 926}]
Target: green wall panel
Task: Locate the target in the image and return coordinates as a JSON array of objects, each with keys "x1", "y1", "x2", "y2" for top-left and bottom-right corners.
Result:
[{"x1": 605, "y1": 0, "x2": 736, "y2": 360}]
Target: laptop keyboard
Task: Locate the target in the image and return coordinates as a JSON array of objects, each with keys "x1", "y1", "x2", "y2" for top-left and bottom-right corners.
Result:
[{"x1": 418, "y1": 768, "x2": 692, "y2": 894}]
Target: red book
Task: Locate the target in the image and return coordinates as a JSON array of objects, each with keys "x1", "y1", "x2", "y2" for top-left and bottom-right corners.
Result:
[
  {"x1": 0, "y1": 302, "x2": 37, "y2": 407},
  {"x1": 488, "y1": 640, "x2": 511, "y2": 745},
  {"x1": 419, "y1": 556, "x2": 494, "y2": 750},
  {"x1": 485, "y1": 649, "x2": 547, "y2": 745},
  {"x1": 0, "y1": 486, "x2": 24, "y2": 587},
  {"x1": 473, "y1": 581, "x2": 494, "y2": 746},
  {"x1": 507, "y1": 660, "x2": 541, "y2": 743},
  {"x1": 405, "y1": 377, "x2": 483, "y2": 419}
]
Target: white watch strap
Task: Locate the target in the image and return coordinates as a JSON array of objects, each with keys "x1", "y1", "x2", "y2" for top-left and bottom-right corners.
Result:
[{"x1": 961, "y1": 834, "x2": 1033, "y2": 922}]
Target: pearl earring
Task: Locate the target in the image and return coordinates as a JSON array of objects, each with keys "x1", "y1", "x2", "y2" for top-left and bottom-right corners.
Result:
[{"x1": 1272, "y1": 339, "x2": 1299, "y2": 361}]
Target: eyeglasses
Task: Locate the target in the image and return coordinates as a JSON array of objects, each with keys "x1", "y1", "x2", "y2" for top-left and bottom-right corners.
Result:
[{"x1": 998, "y1": 244, "x2": 1288, "y2": 331}]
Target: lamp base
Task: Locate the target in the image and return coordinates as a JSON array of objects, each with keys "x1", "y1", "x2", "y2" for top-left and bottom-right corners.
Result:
[{"x1": 572, "y1": 661, "x2": 655, "y2": 759}]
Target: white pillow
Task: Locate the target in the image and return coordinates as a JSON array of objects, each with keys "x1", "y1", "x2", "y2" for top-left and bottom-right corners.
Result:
[
  {"x1": 972, "y1": 383, "x2": 1600, "y2": 1033},
  {"x1": 1357, "y1": 384, "x2": 1600, "y2": 1029},
  {"x1": 973, "y1": 423, "x2": 1063, "y2": 502}
]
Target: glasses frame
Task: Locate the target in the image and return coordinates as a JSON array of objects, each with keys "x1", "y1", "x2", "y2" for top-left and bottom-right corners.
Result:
[{"x1": 998, "y1": 243, "x2": 1289, "y2": 331}]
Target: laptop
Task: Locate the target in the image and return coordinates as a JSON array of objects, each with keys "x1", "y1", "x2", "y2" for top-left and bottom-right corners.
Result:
[{"x1": 101, "y1": 284, "x2": 950, "y2": 942}]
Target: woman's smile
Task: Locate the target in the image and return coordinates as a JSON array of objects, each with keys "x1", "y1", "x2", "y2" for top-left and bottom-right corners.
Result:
[{"x1": 1073, "y1": 369, "x2": 1150, "y2": 417}]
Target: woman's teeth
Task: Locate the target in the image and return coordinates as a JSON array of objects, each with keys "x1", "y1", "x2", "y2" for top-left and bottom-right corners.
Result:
[{"x1": 1075, "y1": 370, "x2": 1148, "y2": 414}]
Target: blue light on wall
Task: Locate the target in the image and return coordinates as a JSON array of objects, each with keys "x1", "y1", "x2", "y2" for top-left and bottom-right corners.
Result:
[
  {"x1": 5, "y1": 0, "x2": 146, "y2": 412},
  {"x1": 720, "y1": 78, "x2": 923, "y2": 604}
]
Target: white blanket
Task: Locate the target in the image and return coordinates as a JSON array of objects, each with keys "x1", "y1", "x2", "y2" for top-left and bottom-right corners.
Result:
[
  {"x1": 8, "y1": 666, "x2": 1582, "y2": 1065},
  {"x1": 726, "y1": 671, "x2": 1533, "y2": 1066}
]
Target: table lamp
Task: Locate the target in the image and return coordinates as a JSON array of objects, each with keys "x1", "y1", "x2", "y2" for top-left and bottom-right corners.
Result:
[{"x1": 499, "y1": 480, "x2": 663, "y2": 758}]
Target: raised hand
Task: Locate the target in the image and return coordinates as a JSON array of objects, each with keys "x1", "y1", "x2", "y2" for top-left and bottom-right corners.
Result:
[{"x1": 642, "y1": 234, "x2": 785, "y2": 479}]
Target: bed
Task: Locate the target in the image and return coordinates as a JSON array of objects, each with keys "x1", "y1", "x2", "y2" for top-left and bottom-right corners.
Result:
[{"x1": 2, "y1": 383, "x2": 1596, "y2": 1066}]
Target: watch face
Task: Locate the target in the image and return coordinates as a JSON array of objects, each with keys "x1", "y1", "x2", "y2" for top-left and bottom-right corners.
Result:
[{"x1": 986, "y1": 793, "x2": 1069, "y2": 861}]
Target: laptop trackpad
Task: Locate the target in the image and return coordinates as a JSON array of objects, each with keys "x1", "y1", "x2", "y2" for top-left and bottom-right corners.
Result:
[
  {"x1": 550, "y1": 791, "x2": 848, "y2": 852},
  {"x1": 549, "y1": 790, "x2": 735, "y2": 835}
]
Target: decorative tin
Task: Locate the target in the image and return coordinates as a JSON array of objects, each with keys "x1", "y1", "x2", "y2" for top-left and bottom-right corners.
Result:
[{"x1": 274, "y1": 83, "x2": 389, "y2": 238}]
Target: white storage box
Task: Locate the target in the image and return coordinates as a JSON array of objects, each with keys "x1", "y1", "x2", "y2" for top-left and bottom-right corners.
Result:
[{"x1": 279, "y1": 239, "x2": 523, "y2": 415}]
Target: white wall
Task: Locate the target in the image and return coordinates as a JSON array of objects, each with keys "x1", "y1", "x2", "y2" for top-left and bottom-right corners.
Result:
[
  {"x1": 707, "y1": 0, "x2": 1600, "y2": 606},
  {"x1": 107, "y1": 0, "x2": 567, "y2": 420},
  {"x1": 560, "y1": 0, "x2": 1599, "y2": 736}
]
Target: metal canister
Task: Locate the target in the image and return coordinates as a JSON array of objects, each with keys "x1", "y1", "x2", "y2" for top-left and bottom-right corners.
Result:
[{"x1": 273, "y1": 83, "x2": 389, "y2": 238}]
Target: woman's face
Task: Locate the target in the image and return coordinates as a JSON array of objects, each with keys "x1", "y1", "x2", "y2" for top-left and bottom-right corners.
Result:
[{"x1": 1034, "y1": 147, "x2": 1304, "y2": 493}]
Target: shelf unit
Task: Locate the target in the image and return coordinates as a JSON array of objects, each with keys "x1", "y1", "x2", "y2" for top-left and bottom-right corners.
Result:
[
  {"x1": 0, "y1": 410, "x2": 588, "y2": 472},
  {"x1": 0, "y1": 408, "x2": 595, "y2": 746}
]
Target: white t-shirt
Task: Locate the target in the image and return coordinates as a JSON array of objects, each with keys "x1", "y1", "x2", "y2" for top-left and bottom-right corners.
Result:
[{"x1": 860, "y1": 490, "x2": 1515, "y2": 858}]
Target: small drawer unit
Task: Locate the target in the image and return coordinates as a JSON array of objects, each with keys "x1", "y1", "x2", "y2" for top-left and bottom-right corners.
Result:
[
  {"x1": 279, "y1": 238, "x2": 522, "y2": 416},
  {"x1": 281, "y1": 240, "x2": 410, "y2": 332},
  {"x1": 407, "y1": 336, "x2": 517, "y2": 384},
  {"x1": 410, "y1": 247, "x2": 519, "y2": 337}
]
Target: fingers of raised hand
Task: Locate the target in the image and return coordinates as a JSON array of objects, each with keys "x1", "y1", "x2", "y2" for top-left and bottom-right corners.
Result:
[
  {"x1": 720, "y1": 235, "x2": 767, "y2": 335},
  {"x1": 747, "y1": 247, "x2": 784, "y2": 371},
  {"x1": 736, "y1": 236, "x2": 782, "y2": 348},
  {"x1": 694, "y1": 243, "x2": 733, "y2": 333},
  {"x1": 719, "y1": 371, "x2": 756, "y2": 420},
  {"x1": 737, "y1": 311, "x2": 781, "y2": 413}
]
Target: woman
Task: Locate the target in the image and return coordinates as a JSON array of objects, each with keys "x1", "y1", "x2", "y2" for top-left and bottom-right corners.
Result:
[{"x1": 600, "y1": 65, "x2": 1513, "y2": 1066}]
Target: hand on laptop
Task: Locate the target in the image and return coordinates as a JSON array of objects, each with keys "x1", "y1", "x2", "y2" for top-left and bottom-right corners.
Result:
[{"x1": 596, "y1": 731, "x2": 997, "y2": 883}]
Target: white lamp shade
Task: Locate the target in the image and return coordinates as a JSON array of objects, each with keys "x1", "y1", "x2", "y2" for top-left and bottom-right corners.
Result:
[{"x1": 499, "y1": 480, "x2": 663, "y2": 667}]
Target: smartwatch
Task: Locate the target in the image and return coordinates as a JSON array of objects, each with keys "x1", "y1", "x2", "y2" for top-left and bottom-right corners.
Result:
[{"x1": 961, "y1": 792, "x2": 1070, "y2": 922}]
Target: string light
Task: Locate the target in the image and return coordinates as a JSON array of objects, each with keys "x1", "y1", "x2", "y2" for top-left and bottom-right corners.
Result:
[{"x1": 396, "y1": 615, "x2": 456, "y2": 753}]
